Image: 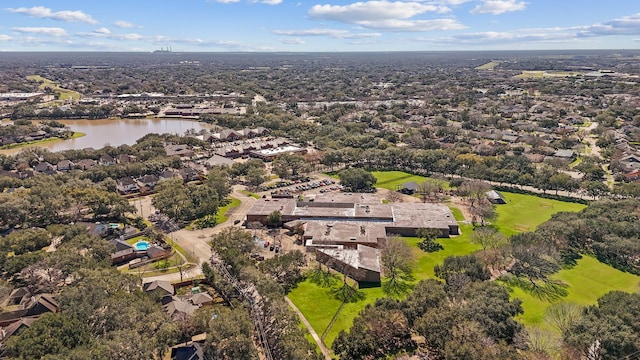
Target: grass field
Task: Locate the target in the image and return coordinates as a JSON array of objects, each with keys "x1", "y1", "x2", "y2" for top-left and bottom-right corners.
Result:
[
  {"x1": 515, "y1": 70, "x2": 582, "y2": 79},
  {"x1": 0, "y1": 131, "x2": 86, "y2": 150},
  {"x1": 494, "y1": 191, "x2": 586, "y2": 236},
  {"x1": 27, "y1": 75, "x2": 81, "y2": 100},
  {"x1": 371, "y1": 171, "x2": 449, "y2": 191},
  {"x1": 215, "y1": 197, "x2": 241, "y2": 224},
  {"x1": 475, "y1": 61, "x2": 500, "y2": 70},
  {"x1": 240, "y1": 189, "x2": 261, "y2": 199},
  {"x1": 510, "y1": 256, "x2": 640, "y2": 327}
]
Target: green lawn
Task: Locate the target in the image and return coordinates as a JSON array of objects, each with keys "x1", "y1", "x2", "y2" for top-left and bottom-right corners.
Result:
[
  {"x1": 510, "y1": 256, "x2": 640, "y2": 327},
  {"x1": 475, "y1": 61, "x2": 500, "y2": 70},
  {"x1": 371, "y1": 171, "x2": 449, "y2": 191},
  {"x1": 240, "y1": 189, "x2": 261, "y2": 199},
  {"x1": 125, "y1": 235, "x2": 151, "y2": 245},
  {"x1": 27, "y1": 74, "x2": 81, "y2": 100},
  {"x1": 494, "y1": 192, "x2": 586, "y2": 236},
  {"x1": 288, "y1": 278, "x2": 385, "y2": 348},
  {"x1": 215, "y1": 197, "x2": 241, "y2": 224}
]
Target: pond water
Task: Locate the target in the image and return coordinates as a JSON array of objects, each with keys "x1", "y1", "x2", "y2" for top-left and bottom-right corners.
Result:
[{"x1": 0, "y1": 118, "x2": 212, "y2": 155}]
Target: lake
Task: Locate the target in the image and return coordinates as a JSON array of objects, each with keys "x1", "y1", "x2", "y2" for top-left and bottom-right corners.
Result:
[{"x1": 0, "y1": 118, "x2": 212, "y2": 155}]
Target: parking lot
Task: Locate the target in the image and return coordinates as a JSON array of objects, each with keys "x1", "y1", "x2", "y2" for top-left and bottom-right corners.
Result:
[{"x1": 260, "y1": 177, "x2": 340, "y2": 198}]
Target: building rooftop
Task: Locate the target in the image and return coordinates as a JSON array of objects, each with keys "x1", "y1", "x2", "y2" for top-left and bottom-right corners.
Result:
[
  {"x1": 317, "y1": 244, "x2": 380, "y2": 272},
  {"x1": 304, "y1": 221, "x2": 387, "y2": 246},
  {"x1": 390, "y1": 203, "x2": 457, "y2": 230}
]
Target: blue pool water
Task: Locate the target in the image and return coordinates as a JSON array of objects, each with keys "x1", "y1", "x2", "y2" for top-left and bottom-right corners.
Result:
[{"x1": 135, "y1": 241, "x2": 150, "y2": 251}]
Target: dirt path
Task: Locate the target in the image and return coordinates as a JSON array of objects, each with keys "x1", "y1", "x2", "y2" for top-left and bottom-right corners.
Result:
[{"x1": 284, "y1": 296, "x2": 332, "y2": 360}]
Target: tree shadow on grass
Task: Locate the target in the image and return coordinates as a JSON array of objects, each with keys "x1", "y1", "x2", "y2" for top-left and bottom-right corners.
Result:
[
  {"x1": 506, "y1": 276, "x2": 569, "y2": 302},
  {"x1": 329, "y1": 283, "x2": 366, "y2": 303}
]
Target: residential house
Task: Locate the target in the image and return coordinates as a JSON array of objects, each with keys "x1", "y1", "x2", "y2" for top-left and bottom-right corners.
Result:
[
  {"x1": 143, "y1": 280, "x2": 175, "y2": 297},
  {"x1": 553, "y1": 149, "x2": 576, "y2": 160},
  {"x1": 0, "y1": 294, "x2": 60, "y2": 327},
  {"x1": 75, "y1": 159, "x2": 97, "y2": 170},
  {"x1": 116, "y1": 154, "x2": 136, "y2": 164},
  {"x1": 98, "y1": 154, "x2": 115, "y2": 166},
  {"x1": 159, "y1": 169, "x2": 178, "y2": 182},
  {"x1": 0, "y1": 317, "x2": 37, "y2": 346},
  {"x1": 218, "y1": 129, "x2": 242, "y2": 142},
  {"x1": 202, "y1": 154, "x2": 234, "y2": 168},
  {"x1": 56, "y1": 160, "x2": 75, "y2": 171},
  {"x1": 138, "y1": 174, "x2": 160, "y2": 190},
  {"x1": 178, "y1": 167, "x2": 200, "y2": 182},
  {"x1": 170, "y1": 342, "x2": 204, "y2": 360},
  {"x1": 33, "y1": 162, "x2": 55, "y2": 174},
  {"x1": 116, "y1": 177, "x2": 140, "y2": 194},
  {"x1": 165, "y1": 144, "x2": 194, "y2": 158}
]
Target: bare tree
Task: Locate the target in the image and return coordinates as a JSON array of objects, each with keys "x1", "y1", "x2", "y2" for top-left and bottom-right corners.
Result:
[
  {"x1": 417, "y1": 181, "x2": 443, "y2": 203},
  {"x1": 385, "y1": 190, "x2": 404, "y2": 203},
  {"x1": 458, "y1": 180, "x2": 491, "y2": 207},
  {"x1": 381, "y1": 236, "x2": 415, "y2": 297},
  {"x1": 545, "y1": 302, "x2": 583, "y2": 335},
  {"x1": 471, "y1": 227, "x2": 507, "y2": 251}
]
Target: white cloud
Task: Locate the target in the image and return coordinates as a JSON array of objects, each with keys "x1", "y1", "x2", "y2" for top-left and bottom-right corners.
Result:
[
  {"x1": 0, "y1": 35, "x2": 12, "y2": 41},
  {"x1": 310, "y1": 1, "x2": 441, "y2": 22},
  {"x1": 308, "y1": 1, "x2": 464, "y2": 31},
  {"x1": 470, "y1": 0, "x2": 526, "y2": 15},
  {"x1": 578, "y1": 13, "x2": 640, "y2": 37},
  {"x1": 359, "y1": 18, "x2": 464, "y2": 31},
  {"x1": 6, "y1": 6, "x2": 97, "y2": 24},
  {"x1": 12, "y1": 27, "x2": 68, "y2": 37},
  {"x1": 78, "y1": 31, "x2": 146, "y2": 41},
  {"x1": 280, "y1": 38, "x2": 306, "y2": 44},
  {"x1": 261, "y1": 0, "x2": 283, "y2": 5},
  {"x1": 273, "y1": 28, "x2": 382, "y2": 38},
  {"x1": 114, "y1": 20, "x2": 139, "y2": 28}
]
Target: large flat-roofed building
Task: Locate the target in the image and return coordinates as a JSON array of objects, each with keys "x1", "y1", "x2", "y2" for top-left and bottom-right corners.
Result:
[
  {"x1": 249, "y1": 145, "x2": 306, "y2": 161},
  {"x1": 246, "y1": 198, "x2": 459, "y2": 238},
  {"x1": 246, "y1": 196, "x2": 459, "y2": 282}
]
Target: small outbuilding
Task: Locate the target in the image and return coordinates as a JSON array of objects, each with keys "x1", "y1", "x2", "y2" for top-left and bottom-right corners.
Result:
[{"x1": 486, "y1": 190, "x2": 506, "y2": 204}]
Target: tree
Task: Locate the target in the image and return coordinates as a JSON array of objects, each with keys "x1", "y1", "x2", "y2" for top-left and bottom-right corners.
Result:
[
  {"x1": 471, "y1": 227, "x2": 507, "y2": 251},
  {"x1": 4, "y1": 313, "x2": 91, "y2": 359},
  {"x1": 381, "y1": 237, "x2": 415, "y2": 297},
  {"x1": 565, "y1": 291, "x2": 640, "y2": 359},
  {"x1": 545, "y1": 302, "x2": 583, "y2": 335},
  {"x1": 333, "y1": 306, "x2": 415, "y2": 359},
  {"x1": 258, "y1": 250, "x2": 305, "y2": 292},
  {"x1": 338, "y1": 168, "x2": 377, "y2": 192},
  {"x1": 205, "y1": 306, "x2": 258, "y2": 360},
  {"x1": 416, "y1": 228, "x2": 443, "y2": 253},
  {"x1": 385, "y1": 190, "x2": 403, "y2": 203},
  {"x1": 417, "y1": 181, "x2": 443, "y2": 203},
  {"x1": 434, "y1": 254, "x2": 491, "y2": 284},
  {"x1": 267, "y1": 210, "x2": 282, "y2": 228}
]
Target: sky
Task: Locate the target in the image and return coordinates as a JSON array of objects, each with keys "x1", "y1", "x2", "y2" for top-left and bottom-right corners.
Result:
[{"x1": 1, "y1": 0, "x2": 639, "y2": 52}]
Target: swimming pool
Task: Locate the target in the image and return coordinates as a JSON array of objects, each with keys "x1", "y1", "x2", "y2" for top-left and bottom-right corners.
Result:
[{"x1": 134, "y1": 241, "x2": 150, "y2": 251}]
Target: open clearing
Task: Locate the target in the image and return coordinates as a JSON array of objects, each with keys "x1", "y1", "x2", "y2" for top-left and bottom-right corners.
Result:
[
  {"x1": 475, "y1": 61, "x2": 500, "y2": 70},
  {"x1": 494, "y1": 191, "x2": 586, "y2": 236},
  {"x1": 371, "y1": 170, "x2": 449, "y2": 191},
  {"x1": 510, "y1": 256, "x2": 640, "y2": 326},
  {"x1": 27, "y1": 74, "x2": 81, "y2": 100}
]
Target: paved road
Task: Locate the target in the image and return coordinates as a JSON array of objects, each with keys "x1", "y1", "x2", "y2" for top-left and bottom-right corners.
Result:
[{"x1": 139, "y1": 185, "x2": 258, "y2": 283}]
